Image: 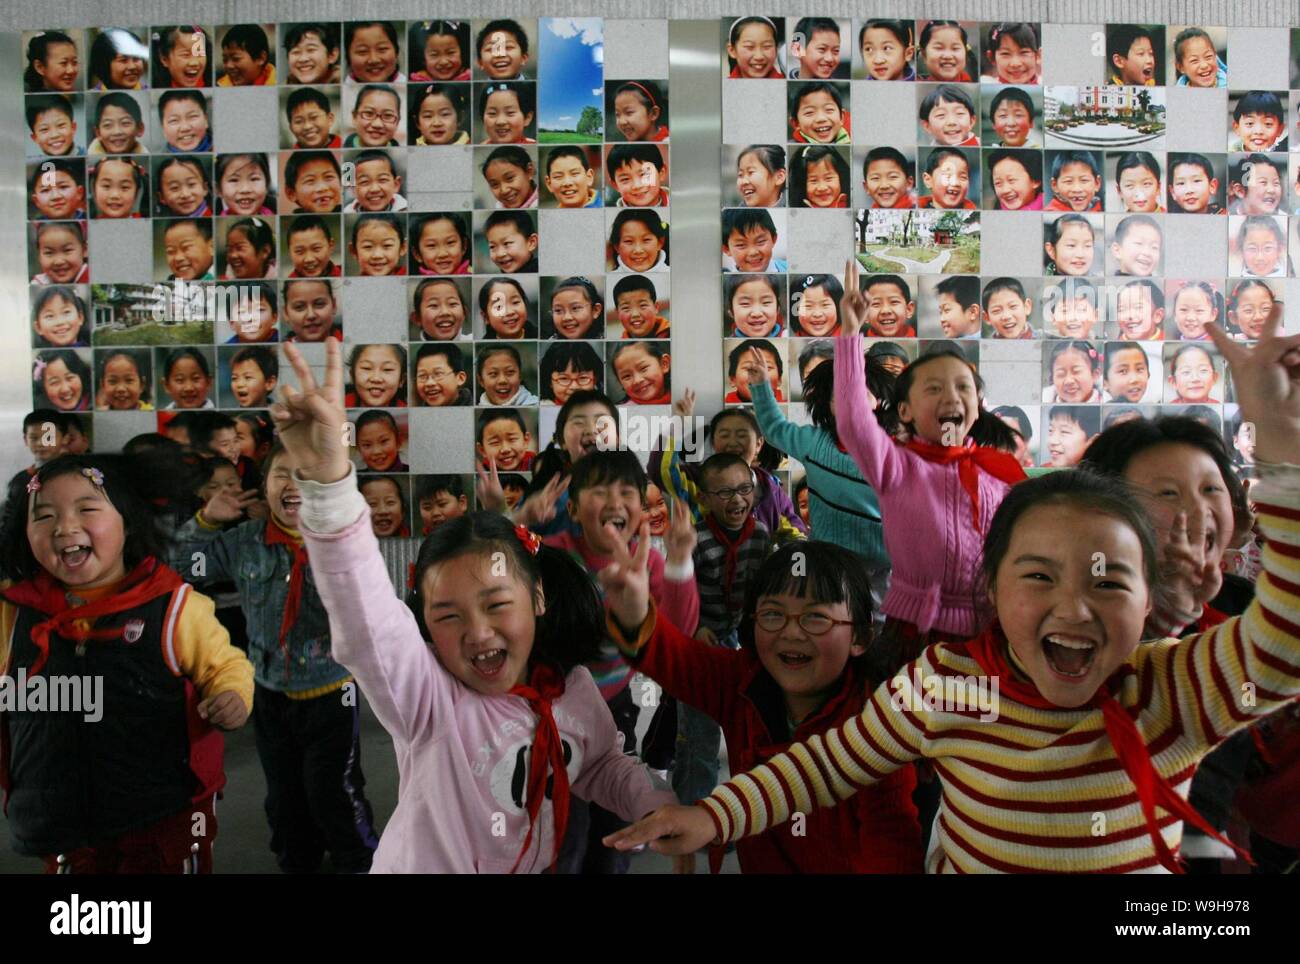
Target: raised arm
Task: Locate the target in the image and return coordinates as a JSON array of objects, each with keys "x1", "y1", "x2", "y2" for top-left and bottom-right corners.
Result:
[{"x1": 749, "y1": 371, "x2": 817, "y2": 462}]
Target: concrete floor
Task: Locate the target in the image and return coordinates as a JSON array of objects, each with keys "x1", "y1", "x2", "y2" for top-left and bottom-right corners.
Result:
[{"x1": 0, "y1": 679, "x2": 737, "y2": 875}]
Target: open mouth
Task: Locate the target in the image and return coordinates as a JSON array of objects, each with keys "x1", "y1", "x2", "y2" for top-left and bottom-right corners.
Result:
[
  {"x1": 777, "y1": 650, "x2": 813, "y2": 667},
  {"x1": 471, "y1": 648, "x2": 508, "y2": 678},
  {"x1": 602, "y1": 514, "x2": 629, "y2": 533},
  {"x1": 1041, "y1": 633, "x2": 1097, "y2": 679},
  {"x1": 59, "y1": 544, "x2": 92, "y2": 570}
]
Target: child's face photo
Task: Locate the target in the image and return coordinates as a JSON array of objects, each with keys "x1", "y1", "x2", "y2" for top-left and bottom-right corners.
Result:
[
  {"x1": 992, "y1": 98, "x2": 1032, "y2": 146},
  {"x1": 479, "y1": 352, "x2": 523, "y2": 405},
  {"x1": 1049, "y1": 293, "x2": 1099, "y2": 338},
  {"x1": 94, "y1": 104, "x2": 144, "y2": 154},
  {"x1": 230, "y1": 295, "x2": 276, "y2": 342},
  {"x1": 616, "y1": 289, "x2": 659, "y2": 337},
  {"x1": 803, "y1": 157, "x2": 844, "y2": 207},
  {"x1": 478, "y1": 29, "x2": 528, "y2": 79},
  {"x1": 985, "y1": 288, "x2": 1031, "y2": 338},
  {"x1": 420, "y1": 488, "x2": 466, "y2": 534},
  {"x1": 865, "y1": 158, "x2": 912, "y2": 207},
  {"x1": 415, "y1": 218, "x2": 466, "y2": 274},
  {"x1": 162, "y1": 31, "x2": 208, "y2": 87},
  {"x1": 361, "y1": 479, "x2": 404, "y2": 535},
  {"x1": 161, "y1": 96, "x2": 209, "y2": 151},
  {"x1": 230, "y1": 358, "x2": 275, "y2": 406},
  {"x1": 1051, "y1": 348, "x2": 1098, "y2": 403},
  {"x1": 795, "y1": 90, "x2": 844, "y2": 143},
  {"x1": 1231, "y1": 285, "x2": 1274, "y2": 339},
  {"x1": 415, "y1": 353, "x2": 465, "y2": 406},
  {"x1": 1234, "y1": 161, "x2": 1282, "y2": 214},
  {"x1": 1113, "y1": 35, "x2": 1156, "y2": 84},
  {"x1": 351, "y1": 346, "x2": 404, "y2": 406},
  {"x1": 730, "y1": 280, "x2": 780, "y2": 337},
  {"x1": 288, "y1": 226, "x2": 336, "y2": 277},
  {"x1": 352, "y1": 90, "x2": 401, "y2": 147},
  {"x1": 612, "y1": 160, "x2": 664, "y2": 207},
  {"x1": 283, "y1": 281, "x2": 337, "y2": 340},
  {"x1": 164, "y1": 356, "x2": 211, "y2": 408},
  {"x1": 860, "y1": 27, "x2": 913, "y2": 80},
  {"x1": 614, "y1": 345, "x2": 670, "y2": 403},
  {"x1": 644, "y1": 482, "x2": 669, "y2": 535},
  {"x1": 219, "y1": 157, "x2": 270, "y2": 216},
  {"x1": 797, "y1": 284, "x2": 839, "y2": 336},
  {"x1": 40, "y1": 357, "x2": 85, "y2": 411},
  {"x1": 34, "y1": 39, "x2": 80, "y2": 92},
  {"x1": 158, "y1": 161, "x2": 207, "y2": 216},
  {"x1": 1169, "y1": 162, "x2": 1216, "y2": 212},
  {"x1": 99, "y1": 355, "x2": 144, "y2": 410},
  {"x1": 936, "y1": 292, "x2": 980, "y2": 337},
  {"x1": 990, "y1": 157, "x2": 1039, "y2": 210},
  {"x1": 353, "y1": 158, "x2": 402, "y2": 211},
  {"x1": 1168, "y1": 348, "x2": 1217, "y2": 402},
  {"x1": 34, "y1": 294, "x2": 84, "y2": 346},
  {"x1": 31, "y1": 108, "x2": 76, "y2": 156},
  {"x1": 36, "y1": 226, "x2": 86, "y2": 283},
  {"x1": 1047, "y1": 222, "x2": 1095, "y2": 275},
  {"x1": 1050, "y1": 161, "x2": 1101, "y2": 211},
  {"x1": 481, "y1": 282, "x2": 529, "y2": 337},
  {"x1": 1114, "y1": 285, "x2": 1163, "y2": 339},
  {"x1": 423, "y1": 33, "x2": 464, "y2": 81},
  {"x1": 922, "y1": 25, "x2": 967, "y2": 81},
  {"x1": 1117, "y1": 164, "x2": 1160, "y2": 212},
  {"x1": 550, "y1": 288, "x2": 598, "y2": 339},
  {"x1": 417, "y1": 282, "x2": 466, "y2": 339},
  {"x1": 724, "y1": 224, "x2": 776, "y2": 273},
  {"x1": 1105, "y1": 346, "x2": 1149, "y2": 402},
  {"x1": 1177, "y1": 34, "x2": 1219, "y2": 87},
  {"x1": 486, "y1": 224, "x2": 537, "y2": 273},
  {"x1": 290, "y1": 101, "x2": 335, "y2": 148},
  {"x1": 736, "y1": 151, "x2": 786, "y2": 207},
  {"x1": 1240, "y1": 225, "x2": 1283, "y2": 276},
  {"x1": 613, "y1": 221, "x2": 663, "y2": 272},
  {"x1": 207, "y1": 426, "x2": 240, "y2": 462},
  {"x1": 106, "y1": 45, "x2": 146, "y2": 86},
  {"x1": 482, "y1": 91, "x2": 532, "y2": 144},
  {"x1": 613, "y1": 90, "x2": 660, "y2": 142},
  {"x1": 866, "y1": 282, "x2": 915, "y2": 336},
  {"x1": 32, "y1": 169, "x2": 84, "y2": 220},
  {"x1": 1046, "y1": 413, "x2": 1090, "y2": 466},
  {"x1": 730, "y1": 22, "x2": 779, "y2": 78},
  {"x1": 729, "y1": 346, "x2": 780, "y2": 403},
  {"x1": 357, "y1": 421, "x2": 400, "y2": 472},
  {"x1": 922, "y1": 154, "x2": 970, "y2": 208},
  {"x1": 287, "y1": 29, "x2": 338, "y2": 84},
  {"x1": 164, "y1": 222, "x2": 213, "y2": 279},
  {"x1": 923, "y1": 96, "x2": 974, "y2": 146},
  {"x1": 1111, "y1": 222, "x2": 1162, "y2": 275},
  {"x1": 795, "y1": 28, "x2": 842, "y2": 79},
  {"x1": 1173, "y1": 288, "x2": 1218, "y2": 339},
  {"x1": 477, "y1": 418, "x2": 532, "y2": 470},
  {"x1": 545, "y1": 154, "x2": 594, "y2": 207},
  {"x1": 991, "y1": 35, "x2": 1039, "y2": 84},
  {"x1": 221, "y1": 41, "x2": 268, "y2": 86},
  {"x1": 550, "y1": 363, "x2": 597, "y2": 405},
  {"x1": 484, "y1": 158, "x2": 534, "y2": 209},
  {"x1": 417, "y1": 93, "x2": 460, "y2": 144},
  {"x1": 1234, "y1": 110, "x2": 1283, "y2": 153},
  {"x1": 348, "y1": 25, "x2": 398, "y2": 83},
  {"x1": 288, "y1": 158, "x2": 342, "y2": 212},
  {"x1": 93, "y1": 159, "x2": 139, "y2": 218}
]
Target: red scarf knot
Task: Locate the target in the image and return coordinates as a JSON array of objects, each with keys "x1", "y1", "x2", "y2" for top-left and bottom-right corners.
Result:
[
  {"x1": 507, "y1": 663, "x2": 570, "y2": 873},
  {"x1": 905, "y1": 438, "x2": 1026, "y2": 529},
  {"x1": 705, "y1": 513, "x2": 758, "y2": 614}
]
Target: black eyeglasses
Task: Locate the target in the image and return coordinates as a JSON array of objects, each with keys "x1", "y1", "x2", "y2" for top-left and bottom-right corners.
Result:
[
  {"x1": 706, "y1": 482, "x2": 755, "y2": 501},
  {"x1": 754, "y1": 610, "x2": 854, "y2": 635}
]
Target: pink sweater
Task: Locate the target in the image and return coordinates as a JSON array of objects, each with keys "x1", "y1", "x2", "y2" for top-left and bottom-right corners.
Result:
[
  {"x1": 297, "y1": 474, "x2": 676, "y2": 872},
  {"x1": 835, "y1": 334, "x2": 1013, "y2": 636}
]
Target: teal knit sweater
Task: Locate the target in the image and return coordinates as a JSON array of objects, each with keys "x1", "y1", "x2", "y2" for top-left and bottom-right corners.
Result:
[{"x1": 750, "y1": 379, "x2": 890, "y2": 569}]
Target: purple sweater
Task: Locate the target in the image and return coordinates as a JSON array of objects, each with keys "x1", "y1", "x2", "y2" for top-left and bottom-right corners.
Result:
[
  {"x1": 835, "y1": 335, "x2": 1013, "y2": 636},
  {"x1": 297, "y1": 472, "x2": 675, "y2": 872}
]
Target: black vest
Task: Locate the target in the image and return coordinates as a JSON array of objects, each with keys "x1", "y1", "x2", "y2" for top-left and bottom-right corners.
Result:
[{"x1": 3, "y1": 589, "x2": 198, "y2": 855}]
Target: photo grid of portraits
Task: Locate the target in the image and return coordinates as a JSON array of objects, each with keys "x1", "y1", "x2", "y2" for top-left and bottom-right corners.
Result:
[
  {"x1": 721, "y1": 17, "x2": 1284, "y2": 523},
  {"x1": 22, "y1": 18, "x2": 670, "y2": 543}
]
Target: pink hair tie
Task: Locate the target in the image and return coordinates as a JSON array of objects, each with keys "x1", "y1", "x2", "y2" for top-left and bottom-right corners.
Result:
[{"x1": 25, "y1": 475, "x2": 41, "y2": 495}]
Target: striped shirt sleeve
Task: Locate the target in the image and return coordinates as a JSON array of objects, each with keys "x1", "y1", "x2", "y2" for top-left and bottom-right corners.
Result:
[{"x1": 700, "y1": 653, "x2": 931, "y2": 843}]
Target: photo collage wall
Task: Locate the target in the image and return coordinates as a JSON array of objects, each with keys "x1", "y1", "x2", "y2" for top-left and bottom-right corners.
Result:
[
  {"x1": 720, "y1": 16, "x2": 1288, "y2": 495},
  {"x1": 21, "y1": 18, "x2": 669, "y2": 539}
]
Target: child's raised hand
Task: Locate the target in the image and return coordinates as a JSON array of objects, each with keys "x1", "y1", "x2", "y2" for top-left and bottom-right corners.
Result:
[
  {"x1": 516, "y1": 473, "x2": 570, "y2": 527},
  {"x1": 270, "y1": 340, "x2": 350, "y2": 484},
  {"x1": 664, "y1": 494, "x2": 696, "y2": 566},
  {"x1": 201, "y1": 487, "x2": 260, "y2": 524},
  {"x1": 197, "y1": 690, "x2": 249, "y2": 730},
  {"x1": 672, "y1": 388, "x2": 696, "y2": 419},
  {"x1": 746, "y1": 347, "x2": 771, "y2": 384},
  {"x1": 602, "y1": 803, "x2": 718, "y2": 856},
  {"x1": 839, "y1": 259, "x2": 868, "y2": 337},
  {"x1": 1207, "y1": 315, "x2": 1300, "y2": 464},
  {"x1": 597, "y1": 519, "x2": 653, "y2": 635},
  {"x1": 475, "y1": 458, "x2": 507, "y2": 513}
]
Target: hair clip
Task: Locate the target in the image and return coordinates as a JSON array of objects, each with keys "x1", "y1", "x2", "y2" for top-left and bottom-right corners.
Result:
[
  {"x1": 513, "y1": 523, "x2": 541, "y2": 556},
  {"x1": 32, "y1": 358, "x2": 47, "y2": 381},
  {"x1": 82, "y1": 467, "x2": 104, "y2": 487},
  {"x1": 26, "y1": 475, "x2": 41, "y2": 495},
  {"x1": 731, "y1": 16, "x2": 778, "y2": 36}
]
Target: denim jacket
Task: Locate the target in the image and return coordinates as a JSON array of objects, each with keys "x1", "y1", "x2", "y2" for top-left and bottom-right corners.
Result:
[{"x1": 170, "y1": 515, "x2": 350, "y2": 693}]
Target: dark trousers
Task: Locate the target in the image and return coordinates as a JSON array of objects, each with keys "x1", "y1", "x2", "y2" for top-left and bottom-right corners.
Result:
[
  {"x1": 253, "y1": 683, "x2": 378, "y2": 874},
  {"x1": 43, "y1": 796, "x2": 217, "y2": 874}
]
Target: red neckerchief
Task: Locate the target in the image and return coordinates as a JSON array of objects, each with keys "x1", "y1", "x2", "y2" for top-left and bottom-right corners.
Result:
[
  {"x1": 264, "y1": 518, "x2": 307, "y2": 676},
  {"x1": 1, "y1": 557, "x2": 182, "y2": 676},
  {"x1": 964, "y1": 624, "x2": 1250, "y2": 873},
  {"x1": 905, "y1": 438, "x2": 1026, "y2": 528},
  {"x1": 508, "y1": 662, "x2": 570, "y2": 873},
  {"x1": 705, "y1": 513, "x2": 758, "y2": 611}
]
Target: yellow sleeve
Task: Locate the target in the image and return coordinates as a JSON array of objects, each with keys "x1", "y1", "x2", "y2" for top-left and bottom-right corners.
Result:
[
  {"x1": 167, "y1": 585, "x2": 254, "y2": 712},
  {"x1": 0, "y1": 598, "x2": 15, "y2": 673}
]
